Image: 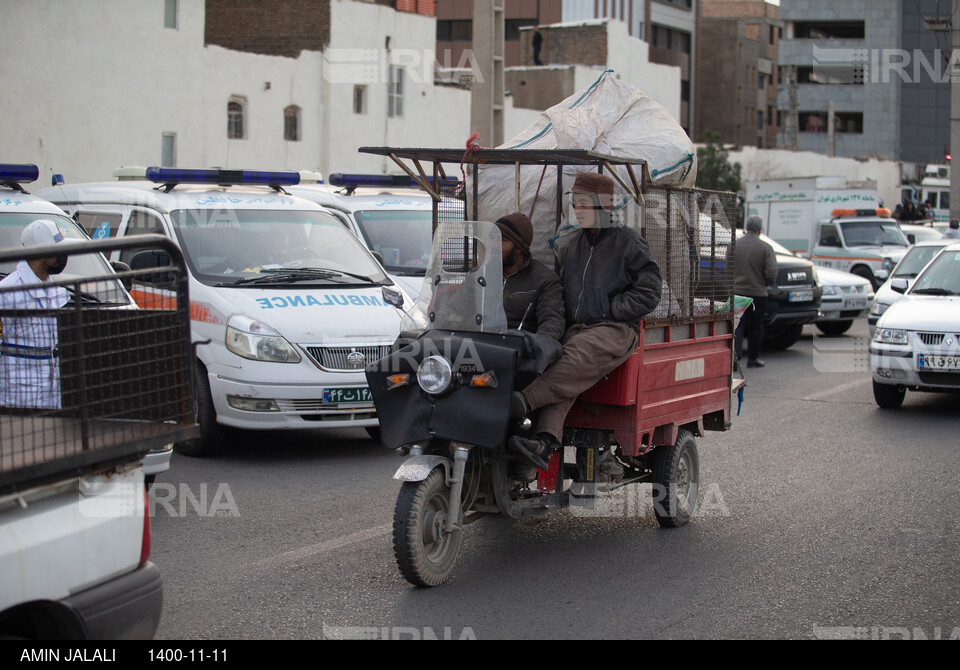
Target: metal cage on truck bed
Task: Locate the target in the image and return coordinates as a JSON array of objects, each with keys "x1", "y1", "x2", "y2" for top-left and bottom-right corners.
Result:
[
  {"x1": 358, "y1": 146, "x2": 738, "y2": 325},
  {"x1": 0, "y1": 235, "x2": 198, "y2": 495}
]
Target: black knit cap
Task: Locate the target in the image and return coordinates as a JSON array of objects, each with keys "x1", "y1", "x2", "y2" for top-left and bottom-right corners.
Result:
[{"x1": 495, "y1": 212, "x2": 534, "y2": 255}]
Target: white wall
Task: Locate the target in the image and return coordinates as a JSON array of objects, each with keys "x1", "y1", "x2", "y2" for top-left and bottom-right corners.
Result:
[
  {"x1": 603, "y1": 21, "x2": 681, "y2": 121},
  {"x1": 729, "y1": 147, "x2": 903, "y2": 208},
  {"x1": 0, "y1": 0, "x2": 328, "y2": 183},
  {"x1": 0, "y1": 0, "x2": 666, "y2": 188}
]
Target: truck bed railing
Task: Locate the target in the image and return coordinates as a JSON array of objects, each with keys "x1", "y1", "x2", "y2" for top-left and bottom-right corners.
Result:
[{"x1": 0, "y1": 235, "x2": 197, "y2": 495}]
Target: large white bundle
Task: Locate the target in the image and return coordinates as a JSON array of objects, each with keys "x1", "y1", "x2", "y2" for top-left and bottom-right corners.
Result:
[{"x1": 472, "y1": 70, "x2": 696, "y2": 264}]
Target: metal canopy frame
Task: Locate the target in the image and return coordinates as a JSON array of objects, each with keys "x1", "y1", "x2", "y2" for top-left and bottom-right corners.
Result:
[{"x1": 358, "y1": 146, "x2": 649, "y2": 230}]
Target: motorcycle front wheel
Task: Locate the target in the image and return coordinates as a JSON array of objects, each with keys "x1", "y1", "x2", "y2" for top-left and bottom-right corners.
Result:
[{"x1": 393, "y1": 467, "x2": 462, "y2": 587}]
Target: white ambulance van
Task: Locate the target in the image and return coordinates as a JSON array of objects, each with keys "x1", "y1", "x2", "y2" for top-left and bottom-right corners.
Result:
[
  {"x1": 39, "y1": 167, "x2": 404, "y2": 456},
  {"x1": 289, "y1": 173, "x2": 456, "y2": 299}
]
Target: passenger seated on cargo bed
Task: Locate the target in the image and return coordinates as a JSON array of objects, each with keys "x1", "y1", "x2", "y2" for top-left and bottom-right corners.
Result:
[{"x1": 508, "y1": 173, "x2": 661, "y2": 474}]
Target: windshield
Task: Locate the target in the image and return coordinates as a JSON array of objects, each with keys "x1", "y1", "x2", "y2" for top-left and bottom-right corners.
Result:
[
  {"x1": 840, "y1": 220, "x2": 909, "y2": 247},
  {"x1": 0, "y1": 213, "x2": 131, "y2": 305},
  {"x1": 403, "y1": 220, "x2": 507, "y2": 333},
  {"x1": 910, "y1": 249, "x2": 960, "y2": 295},
  {"x1": 893, "y1": 244, "x2": 948, "y2": 278},
  {"x1": 353, "y1": 209, "x2": 433, "y2": 276},
  {"x1": 170, "y1": 209, "x2": 388, "y2": 286}
]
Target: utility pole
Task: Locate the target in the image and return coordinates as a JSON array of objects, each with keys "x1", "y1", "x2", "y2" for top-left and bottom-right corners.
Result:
[
  {"x1": 786, "y1": 65, "x2": 799, "y2": 149},
  {"x1": 951, "y1": 0, "x2": 960, "y2": 221},
  {"x1": 471, "y1": 0, "x2": 505, "y2": 147},
  {"x1": 827, "y1": 100, "x2": 835, "y2": 157}
]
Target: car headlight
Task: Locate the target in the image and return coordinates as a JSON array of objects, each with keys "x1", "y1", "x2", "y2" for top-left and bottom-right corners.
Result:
[
  {"x1": 226, "y1": 315, "x2": 302, "y2": 363},
  {"x1": 821, "y1": 285, "x2": 839, "y2": 296},
  {"x1": 417, "y1": 356, "x2": 454, "y2": 394},
  {"x1": 882, "y1": 257, "x2": 895, "y2": 272},
  {"x1": 870, "y1": 301, "x2": 890, "y2": 317},
  {"x1": 872, "y1": 327, "x2": 908, "y2": 345}
]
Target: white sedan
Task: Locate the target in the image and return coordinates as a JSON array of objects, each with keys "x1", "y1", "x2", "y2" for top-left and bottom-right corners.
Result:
[
  {"x1": 870, "y1": 241, "x2": 960, "y2": 408},
  {"x1": 756, "y1": 234, "x2": 873, "y2": 336},
  {"x1": 868, "y1": 239, "x2": 953, "y2": 334}
]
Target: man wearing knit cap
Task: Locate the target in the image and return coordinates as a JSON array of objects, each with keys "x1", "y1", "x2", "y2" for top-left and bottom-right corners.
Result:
[
  {"x1": 508, "y1": 172, "x2": 661, "y2": 473},
  {"x1": 495, "y1": 212, "x2": 565, "y2": 481},
  {"x1": 495, "y1": 212, "x2": 565, "y2": 343}
]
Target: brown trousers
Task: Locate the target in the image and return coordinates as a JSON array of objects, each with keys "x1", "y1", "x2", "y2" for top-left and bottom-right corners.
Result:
[{"x1": 521, "y1": 322, "x2": 639, "y2": 442}]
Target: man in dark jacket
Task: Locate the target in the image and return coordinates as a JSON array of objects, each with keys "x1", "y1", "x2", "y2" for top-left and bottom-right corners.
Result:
[
  {"x1": 730, "y1": 215, "x2": 778, "y2": 367},
  {"x1": 508, "y1": 173, "x2": 661, "y2": 472},
  {"x1": 497, "y1": 212, "x2": 565, "y2": 343}
]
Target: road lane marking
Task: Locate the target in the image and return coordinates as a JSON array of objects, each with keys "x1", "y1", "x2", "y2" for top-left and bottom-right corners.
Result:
[
  {"x1": 802, "y1": 378, "x2": 868, "y2": 402},
  {"x1": 253, "y1": 523, "x2": 392, "y2": 568}
]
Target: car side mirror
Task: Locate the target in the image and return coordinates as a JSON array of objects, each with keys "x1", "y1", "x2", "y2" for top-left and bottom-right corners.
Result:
[
  {"x1": 109, "y1": 260, "x2": 133, "y2": 292},
  {"x1": 381, "y1": 286, "x2": 405, "y2": 309},
  {"x1": 129, "y1": 249, "x2": 174, "y2": 286},
  {"x1": 891, "y1": 278, "x2": 908, "y2": 294},
  {"x1": 371, "y1": 251, "x2": 386, "y2": 267},
  {"x1": 907, "y1": 233, "x2": 916, "y2": 245}
]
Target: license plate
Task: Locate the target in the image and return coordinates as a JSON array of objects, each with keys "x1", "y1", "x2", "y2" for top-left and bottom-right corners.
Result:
[
  {"x1": 844, "y1": 298, "x2": 868, "y2": 310},
  {"x1": 917, "y1": 354, "x2": 960, "y2": 372},
  {"x1": 788, "y1": 290, "x2": 813, "y2": 303},
  {"x1": 322, "y1": 387, "x2": 373, "y2": 404}
]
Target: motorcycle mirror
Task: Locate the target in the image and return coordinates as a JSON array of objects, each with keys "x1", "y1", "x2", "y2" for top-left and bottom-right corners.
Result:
[{"x1": 382, "y1": 286, "x2": 405, "y2": 309}]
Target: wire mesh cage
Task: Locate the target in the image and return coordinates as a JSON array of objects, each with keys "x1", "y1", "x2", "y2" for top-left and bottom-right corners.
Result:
[
  {"x1": 641, "y1": 185, "x2": 738, "y2": 325},
  {"x1": 0, "y1": 235, "x2": 197, "y2": 494}
]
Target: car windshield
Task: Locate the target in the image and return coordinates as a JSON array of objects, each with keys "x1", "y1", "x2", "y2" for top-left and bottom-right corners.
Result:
[
  {"x1": 893, "y1": 244, "x2": 948, "y2": 278},
  {"x1": 840, "y1": 220, "x2": 909, "y2": 247},
  {"x1": 0, "y1": 213, "x2": 131, "y2": 305},
  {"x1": 910, "y1": 249, "x2": 960, "y2": 295},
  {"x1": 170, "y1": 209, "x2": 388, "y2": 286},
  {"x1": 354, "y1": 209, "x2": 433, "y2": 276}
]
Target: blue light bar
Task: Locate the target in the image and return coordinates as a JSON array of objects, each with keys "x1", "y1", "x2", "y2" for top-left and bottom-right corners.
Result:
[
  {"x1": 328, "y1": 173, "x2": 459, "y2": 189},
  {"x1": 0, "y1": 164, "x2": 40, "y2": 183},
  {"x1": 145, "y1": 167, "x2": 300, "y2": 187}
]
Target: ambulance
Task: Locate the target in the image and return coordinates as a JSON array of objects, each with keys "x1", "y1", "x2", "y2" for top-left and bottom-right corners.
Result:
[
  {"x1": 289, "y1": 173, "x2": 457, "y2": 299},
  {"x1": 39, "y1": 167, "x2": 406, "y2": 456}
]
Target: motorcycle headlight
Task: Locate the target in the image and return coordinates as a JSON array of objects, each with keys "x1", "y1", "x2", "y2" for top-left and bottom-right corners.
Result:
[
  {"x1": 873, "y1": 328, "x2": 908, "y2": 345},
  {"x1": 226, "y1": 315, "x2": 301, "y2": 363},
  {"x1": 417, "y1": 356, "x2": 453, "y2": 394}
]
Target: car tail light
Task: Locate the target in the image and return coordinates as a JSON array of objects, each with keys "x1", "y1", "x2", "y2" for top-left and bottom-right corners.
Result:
[{"x1": 140, "y1": 485, "x2": 151, "y2": 567}]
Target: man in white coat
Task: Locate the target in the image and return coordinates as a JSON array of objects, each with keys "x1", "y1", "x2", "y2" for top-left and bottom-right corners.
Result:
[{"x1": 0, "y1": 219, "x2": 70, "y2": 408}]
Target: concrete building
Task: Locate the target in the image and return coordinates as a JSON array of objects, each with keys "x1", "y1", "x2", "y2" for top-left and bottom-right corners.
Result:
[
  {"x1": 777, "y1": 0, "x2": 951, "y2": 163},
  {"x1": 436, "y1": 0, "x2": 695, "y2": 133},
  {"x1": 696, "y1": 0, "x2": 782, "y2": 147},
  {"x1": 0, "y1": 0, "x2": 539, "y2": 184}
]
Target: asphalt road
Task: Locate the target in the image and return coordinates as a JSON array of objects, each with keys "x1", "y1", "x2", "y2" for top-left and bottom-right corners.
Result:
[{"x1": 150, "y1": 318, "x2": 960, "y2": 640}]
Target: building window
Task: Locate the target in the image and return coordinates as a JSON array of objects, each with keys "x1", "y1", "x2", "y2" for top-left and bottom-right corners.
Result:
[
  {"x1": 794, "y1": 21, "x2": 865, "y2": 39},
  {"x1": 651, "y1": 24, "x2": 691, "y2": 54},
  {"x1": 354, "y1": 86, "x2": 367, "y2": 115},
  {"x1": 227, "y1": 99, "x2": 245, "y2": 140},
  {"x1": 797, "y1": 65, "x2": 864, "y2": 85},
  {"x1": 164, "y1": 0, "x2": 178, "y2": 29},
  {"x1": 284, "y1": 106, "x2": 300, "y2": 142},
  {"x1": 388, "y1": 66, "x2": 404, "y2": 118},
  {"x1": 757, "y1": 111, "x2": 765, "y2": 130},
  {"x1": 437, "y1": 20, "x2": 472, "y2": 41},
  {"x1": 161, "y1": 133, "x2": 176, "y2": 167},
  {"x1": 798, "y1": 111, "x2": 863, "y2": 134}
]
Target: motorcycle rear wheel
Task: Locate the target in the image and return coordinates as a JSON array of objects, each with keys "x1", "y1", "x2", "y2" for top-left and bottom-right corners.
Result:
[
  {"x1": 394, "y1": 467, "x2": 462, "y2": 587},
  {"x1": 651, "y1": 430, "x2": 699, "y2": 528}
]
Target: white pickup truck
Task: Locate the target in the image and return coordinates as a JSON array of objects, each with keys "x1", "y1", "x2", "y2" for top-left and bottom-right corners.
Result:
[{"x1": 0, "y1": 202, "x2": 196, "y2": 639}]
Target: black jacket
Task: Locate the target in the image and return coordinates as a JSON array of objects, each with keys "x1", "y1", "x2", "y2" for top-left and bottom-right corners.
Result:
[
  {"x1": 561, "y1": 226, "x2": 661, "y2": 333},
  {"x1": 503, "y1": 257, "x2": 565, "y2": 343}
]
